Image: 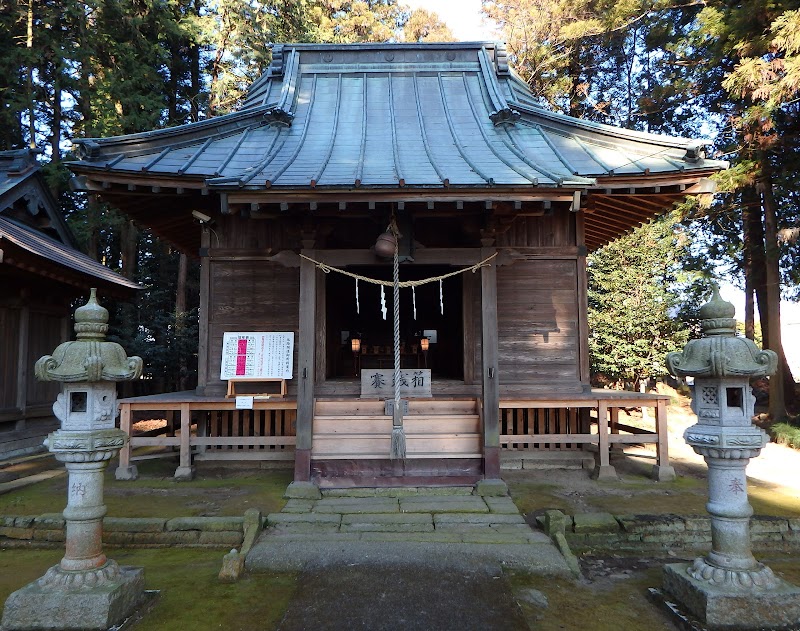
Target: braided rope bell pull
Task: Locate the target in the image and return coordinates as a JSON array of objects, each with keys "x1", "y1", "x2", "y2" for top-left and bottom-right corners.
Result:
[{"x1": 389, "y1": 219, "x2": 406, "y2": 460}]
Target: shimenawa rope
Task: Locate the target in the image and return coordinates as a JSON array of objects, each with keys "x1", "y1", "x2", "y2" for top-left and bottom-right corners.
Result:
[{"x1": 298, "y1": 252, "x2": 497, "y2": 288}]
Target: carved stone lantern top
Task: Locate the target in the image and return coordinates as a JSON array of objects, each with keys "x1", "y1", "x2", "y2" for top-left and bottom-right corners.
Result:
[
  {"x1": 666, "y1": 285, "x2": 777, "y2": 379},
  {"x1": 35, "y1": 288, "x2": 143, "y2": 383}
]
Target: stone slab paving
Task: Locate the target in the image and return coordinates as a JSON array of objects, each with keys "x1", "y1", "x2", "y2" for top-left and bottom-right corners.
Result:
[
  {"x1": 275, "y1": 563, "x2": 530, "y2": 631},
  {"x1": 246, "y1": 486, "x2": 570, "y2": 575}
]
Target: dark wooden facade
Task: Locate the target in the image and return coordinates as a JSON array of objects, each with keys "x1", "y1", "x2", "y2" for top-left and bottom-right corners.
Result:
[
  {"x1": 68, "y1": 43, "x2": 726, "y2": 484},
  {"x1": 0, "y1": 149, "x2": 139, "y2": 458}
]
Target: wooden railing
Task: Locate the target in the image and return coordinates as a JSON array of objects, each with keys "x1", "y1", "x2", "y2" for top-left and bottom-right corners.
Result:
[
  {"x1": 116, "y1": 390, "x2": 672, "y2": 481},
  {"x1": 116, "y1": 392, "x2": 297, "y2": 479},
  {"x1": 499, "y1": 391, "x2": 672, "y2": 480}
]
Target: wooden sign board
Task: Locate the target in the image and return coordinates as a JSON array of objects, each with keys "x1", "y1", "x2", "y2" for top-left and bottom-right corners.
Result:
[
  {"x1": 220, "y1": 332, "x2": 294, "y2": 380},
  {"x1": 360, "y1": 369, "x2": 432, "y2": 398}
]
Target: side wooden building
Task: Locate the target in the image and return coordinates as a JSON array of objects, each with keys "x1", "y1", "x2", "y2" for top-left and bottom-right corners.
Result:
[
  {"x1": 68, "y1": 43, "x2": 725, "y2": 485},
  {"x1": 0, "y1": 149, "x2": 140, "y2": 458}
]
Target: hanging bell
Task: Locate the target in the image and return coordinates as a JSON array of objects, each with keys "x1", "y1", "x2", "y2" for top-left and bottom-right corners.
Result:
[{"x1": 374, "y1": 231, "x2": 397, "y2": 258}]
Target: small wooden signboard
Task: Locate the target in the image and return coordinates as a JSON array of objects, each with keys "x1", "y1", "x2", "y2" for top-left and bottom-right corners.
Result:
[
  {"x1": 226, "y1": 378, "x2": 287, "y2": 399},
  {"x1": 360, "y1": 369, "x2": 432, "y2": 398}
]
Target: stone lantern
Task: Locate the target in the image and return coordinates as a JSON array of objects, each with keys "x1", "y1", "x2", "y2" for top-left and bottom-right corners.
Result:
[
  {"x1": 662, "y1": 285, "x2": 800, "y2": 629},
  {"x1": 2, "y1": 289, "x2": 146, "y2": 631}
]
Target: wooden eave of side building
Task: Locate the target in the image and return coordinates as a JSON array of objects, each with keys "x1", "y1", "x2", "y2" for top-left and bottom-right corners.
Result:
[{"x1": 1, "y1": 150, "x2": 142, "y2": 299}]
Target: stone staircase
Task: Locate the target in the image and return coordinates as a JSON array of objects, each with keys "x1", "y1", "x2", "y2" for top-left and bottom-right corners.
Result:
[{"x1": 245, "y1": 485, "x2": 571, "y2": 575}]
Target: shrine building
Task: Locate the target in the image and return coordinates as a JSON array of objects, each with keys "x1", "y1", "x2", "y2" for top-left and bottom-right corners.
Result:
[{"x1": 67, "y1": 42, "x2": 726, "y2": 487}]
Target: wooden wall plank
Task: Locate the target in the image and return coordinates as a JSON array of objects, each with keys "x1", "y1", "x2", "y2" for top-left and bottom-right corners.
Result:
[
  {"x1": 495, "y1": 213, "x2": 576, "y2": 248},
  {"x1": 205, "y1": 259, "x2": 300, "y2": 396},
  {"x1": 496, "y1": 258, "x2": 581, "y2": 386},
  {"x1": 24, "y1": 310, "x2": 61, "y2": 407},
  {"x1": 0, "y1": 307, "x2": 21, "y2": 410}
]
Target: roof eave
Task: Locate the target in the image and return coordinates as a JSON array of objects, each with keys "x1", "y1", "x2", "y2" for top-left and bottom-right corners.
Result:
[{"x1": 71, "y1": 105, "x2": 273, "y2": 160}]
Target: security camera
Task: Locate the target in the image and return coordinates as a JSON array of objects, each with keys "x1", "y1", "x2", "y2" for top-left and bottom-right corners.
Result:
[{"x1": 191, "y1": 210, "x2": 212, "y2": 223}]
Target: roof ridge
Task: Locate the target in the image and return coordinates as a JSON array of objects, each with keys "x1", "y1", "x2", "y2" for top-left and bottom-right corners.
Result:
[{"x1": 510, "y1": 101, "x2": 709, "y2": 151}]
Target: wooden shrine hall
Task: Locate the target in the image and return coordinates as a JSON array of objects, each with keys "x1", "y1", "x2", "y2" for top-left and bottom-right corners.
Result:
[{"x1": 68, "y1": 42, "x2": 726, "y2": 486}]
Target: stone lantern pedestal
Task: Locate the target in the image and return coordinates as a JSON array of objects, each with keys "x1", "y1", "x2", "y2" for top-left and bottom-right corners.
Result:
[
  {"x1": 662, "y1": 286, "x2": 800, "y2": 630},
  {"x1": 1, "y1": 290, "x2": 147, "y2": 631}
]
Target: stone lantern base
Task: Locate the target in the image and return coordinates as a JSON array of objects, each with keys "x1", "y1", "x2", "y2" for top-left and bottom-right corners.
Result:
[
  {"x1": 1, "y1": 565, "x2": 144, "y2": 631},
  {"x1": 663, "y1": 563, "x2": 800, "y2": 630}
]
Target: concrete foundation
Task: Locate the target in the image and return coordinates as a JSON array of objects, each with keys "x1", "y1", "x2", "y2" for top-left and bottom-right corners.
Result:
[{"x1": 663, "y1": 562, "x2": 800, "y2": 630}]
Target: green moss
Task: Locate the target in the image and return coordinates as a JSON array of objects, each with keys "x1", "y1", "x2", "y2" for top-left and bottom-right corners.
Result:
[
  {"x1": 586, "y1": 492, "x2": 709, "y2": 516},
  {"x1": 748, "y1": 483, "x2": 800, "y2": 517},
  {"x1": 0, "y1": 549, "x2": 62, "y2": 603},
  {"x1": 0, "y1": 467, "x2": 292, "y2": 519},
  {"x1": 0, "y1": 549, "x2": 297, "y2": 631},
  {"x1": 508, "y1": 567, "x2": 675, "y2": 631},
  {"x1": 505, "y1": 481, "x2": 573, "y2": 515}
]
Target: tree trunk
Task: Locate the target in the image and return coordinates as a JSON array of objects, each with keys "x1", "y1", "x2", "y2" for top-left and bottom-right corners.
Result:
[
  {"x1": 176, "y1": 253, "x2": 187, "y2": 315},
  {"x1": 568, "y1": 49, "x2": 582, "y2": 118},
  {"x1": 741, "y1": 186, "x2": 761, "y2": 340},
  {"x1": 758, "y1": 161, "x2": 793, "y2": 419},
  {"x1": 744, "y1": 185, "x2": 769, "y2": 345},
  {"x1": 189, "y1": 0, "x2": 201, "y2": 123},
  {"x1": 26, "y1": 0, "x2": 36, "y2": 149},
  {"x1": 50, "y1": 65, "x2": 61, "y2": 163},
  {"x1": 120, "y1": 219, "x2": 138, "y2": 280}
]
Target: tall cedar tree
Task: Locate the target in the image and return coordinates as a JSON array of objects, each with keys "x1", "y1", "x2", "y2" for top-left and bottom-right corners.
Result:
[
  {"x1": 487, "y1": 0, "x2": 800, "y2": 415},
  {"x1": 1, "y1": 0, "x2": 451, "y2": 393}
]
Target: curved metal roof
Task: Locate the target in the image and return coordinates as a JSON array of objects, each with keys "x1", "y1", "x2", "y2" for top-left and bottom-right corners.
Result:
[{"x1": 70, "y1": 42, "x2": 725, "y2": 191}]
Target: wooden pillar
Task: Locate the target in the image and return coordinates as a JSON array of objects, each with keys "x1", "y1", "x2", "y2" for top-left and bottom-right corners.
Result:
[
  {"x1": 295, "y1": 250, "x2": 316, "y2": 481},
  {"x1": 609, "y1": 406, "x2": 621, "y2": 451},
  {"x1": 175, "y1": 403, "x2": 194, "y2": 480},
  {"x1": 15, "y1": 305, "x2": 30, "y2": 430},
  {"x1": 575, "y1": 212, "x2": 590, "y2": 386},
  {"x1": 594, "y1": 400, "x2": 617, "y2": 480},
  {"x1": 480, "y1": 247, "x2": 500, "y2": 478},
  {"x1": 652, "y1": 398, "x2": 675, "y2": 481},
  {"x1": 116, "y1": 404, "x2": 133, "y2": 473},
  {"x1": 196, "y1": 227, "x2": 211, "y2": 395}
]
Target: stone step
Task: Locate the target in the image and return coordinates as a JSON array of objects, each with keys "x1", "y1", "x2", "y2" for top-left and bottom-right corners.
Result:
[{"x1": 245, "y1": 534, "x2": 572, "y2": 572}]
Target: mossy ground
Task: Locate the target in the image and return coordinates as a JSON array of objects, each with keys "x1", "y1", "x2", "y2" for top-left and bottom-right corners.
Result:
[
  {"x1": 0, "y1": 458, "x2": 291, "y2": 518},
  {"x1": 509, "y1": 564, "x2": 680, "y2": 631},
  {"x1": 0, "y1": 548, "x2": 297, "y2": 631},
  {"x1": 505, "y1": 457, "x2": 800, "y2": 519}
]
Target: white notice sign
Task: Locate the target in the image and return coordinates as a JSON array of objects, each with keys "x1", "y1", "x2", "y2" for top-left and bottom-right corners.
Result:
[
  {"x1": 235, "y1": 396, "x2": 254, "y2": 410},
  {"x1": 220, "y1": 332, "x2": 294, "y2": 380}
]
